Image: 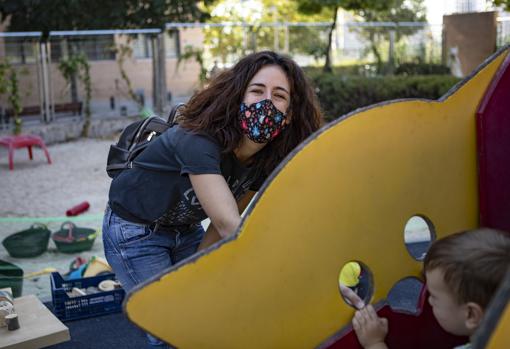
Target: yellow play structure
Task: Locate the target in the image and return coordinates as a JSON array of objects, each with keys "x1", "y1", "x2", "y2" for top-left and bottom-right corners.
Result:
[{"x1": 125, "y1": 47, "x2": 510, "y2": 348}]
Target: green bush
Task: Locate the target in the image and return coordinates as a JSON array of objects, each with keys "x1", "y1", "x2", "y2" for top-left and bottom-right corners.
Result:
[
  {"x1": 308, "y1": 74, "x2": 461, "y2": 122},
  {"x1": 395, "y1": 63, "x2": 451, "y2": 75},
  {"x1": 304, "y1": 63, "x2": 451, "y2": 78},
  {"x1": 304, "y1": 64, "x2": 378, "y2": 78}
]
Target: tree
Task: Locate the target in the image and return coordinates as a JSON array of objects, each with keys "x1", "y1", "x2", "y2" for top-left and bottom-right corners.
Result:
[
  {"x1": 296, "y1": 0, "x2": 425, "y2": 72},
  {"x1": 349, "y1": 0, "x2": 426, "y2": 74},
  {"x1": 203, "y1": 0, "x2": 329, "y2": 65},
  {"x1": 0, "y1": 0, "x2": 211, "y2": 37},
  {"x1": 492, "y1": 0, "x2": 510, "y2": 11},
  {"x1": 0, "y1": 0, "x2": 211, "y2": 135},
  {"x1": 297, "y1": 0, "x2": 393, "y2": 72}
]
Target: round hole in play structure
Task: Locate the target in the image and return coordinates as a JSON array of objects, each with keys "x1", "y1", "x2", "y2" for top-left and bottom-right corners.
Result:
[
  {"x1": 387, "y1": 277, "x2": 424, "y2": 313},
  {"x1": 338, "y1": 261, "x2": 374, "y2": 309},
  {"x1": 404, "y1": 215, "x2": 435, "y2": 261}
]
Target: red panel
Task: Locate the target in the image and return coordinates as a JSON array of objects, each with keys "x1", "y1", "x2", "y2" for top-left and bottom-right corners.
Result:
[
  {"x1": 319, "y1": 288, "x2": 467, "y2": 349},
  {"x1": 476, "y1": 52, "x2": 510, "y2": 232}
]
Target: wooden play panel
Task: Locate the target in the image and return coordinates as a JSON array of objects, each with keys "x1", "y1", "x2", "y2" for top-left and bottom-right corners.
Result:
[{"x1": 125, "y1": 47, "x2": 510, "y2": 348}]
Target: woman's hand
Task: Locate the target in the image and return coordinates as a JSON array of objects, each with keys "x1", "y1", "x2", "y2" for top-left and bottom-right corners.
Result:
[{"x1": 352, "y1": 305, "x2": 388, "y2": 349}]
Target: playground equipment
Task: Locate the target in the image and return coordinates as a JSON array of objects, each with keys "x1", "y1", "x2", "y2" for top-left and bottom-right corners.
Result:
[{"x1": 125, "y1": 46, "x2": 510, "y2": 348}]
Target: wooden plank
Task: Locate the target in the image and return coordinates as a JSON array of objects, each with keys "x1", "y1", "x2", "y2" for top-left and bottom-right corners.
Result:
[{"x1": 0, "y1": 295, "x2": 69, "y2": 349}]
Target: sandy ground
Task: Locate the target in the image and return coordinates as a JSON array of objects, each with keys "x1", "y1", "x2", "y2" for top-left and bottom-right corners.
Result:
[{"x1": 0, "y1": 137, "x2": 114, "y2": 301}]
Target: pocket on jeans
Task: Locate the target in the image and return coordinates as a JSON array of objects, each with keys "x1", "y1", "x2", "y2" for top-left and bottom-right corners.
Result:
[{"x1": 118, "y1": 221, "x2": 152, "y2": 246}]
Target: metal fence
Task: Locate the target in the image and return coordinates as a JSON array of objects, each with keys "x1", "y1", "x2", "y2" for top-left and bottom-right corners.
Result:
[
  {"x1": 0, "y1": 19, "x2": 505, "y2": 131},
  {"x1": 0, "y1": 29, "x2": 168, "y2": 130},
  {"x1": 176, "y1": 21, "x2": 442, "y2": 68}
]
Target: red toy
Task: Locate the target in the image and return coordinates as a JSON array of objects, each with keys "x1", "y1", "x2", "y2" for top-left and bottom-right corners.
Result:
[{"x1": 66, "y1": 201, "x2": 90, "y2": 216}]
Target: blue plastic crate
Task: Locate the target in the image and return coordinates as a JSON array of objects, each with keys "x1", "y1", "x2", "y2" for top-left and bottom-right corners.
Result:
[{"x1": 50, "y1": 272, "x2": 126, "y2": 321}]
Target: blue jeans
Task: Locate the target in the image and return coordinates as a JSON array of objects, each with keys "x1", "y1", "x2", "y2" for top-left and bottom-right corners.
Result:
[{"x1": 102, "y1": 206, "x2": 205, "y2": 348}]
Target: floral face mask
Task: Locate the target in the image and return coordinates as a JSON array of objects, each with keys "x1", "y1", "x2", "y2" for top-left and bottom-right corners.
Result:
[{"x1": 238, "y1": 99, "x2": 288, "y2": 143}]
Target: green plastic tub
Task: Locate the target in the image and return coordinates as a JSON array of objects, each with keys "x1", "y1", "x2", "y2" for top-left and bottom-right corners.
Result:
[
  {"x1": 52, "y1": 222, "x2": 97, "y2": 254},
  {"x1": 0, "y1": 260, "x2": 23, "y2": 297},
  {"x1": 2, "y1": 223, "x2": 51, "y2": 258}
]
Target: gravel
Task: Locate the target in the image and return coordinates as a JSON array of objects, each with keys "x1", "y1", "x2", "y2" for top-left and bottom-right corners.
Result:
[{"x1": 0, "y1": 137, "x2": 114, "y2": 301}]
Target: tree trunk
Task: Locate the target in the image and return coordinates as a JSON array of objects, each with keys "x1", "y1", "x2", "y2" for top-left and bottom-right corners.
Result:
[
  {"x1": 323, "y1": 6, "x2": 339, "y2": 73},
  {"x1": 369, "y1": 31, "x2": 383, "y2": 74}
]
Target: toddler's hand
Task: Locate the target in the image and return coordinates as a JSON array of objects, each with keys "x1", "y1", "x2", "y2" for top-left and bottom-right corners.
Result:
[{"x1": 352, "y1": 305, "x2": 388, "y2": 349}]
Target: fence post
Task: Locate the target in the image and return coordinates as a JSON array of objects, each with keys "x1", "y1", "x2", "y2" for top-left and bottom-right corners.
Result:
[
  {"x1": 284, "y1": 24, "x2": 289, "y2": 53},
  {"x1": 152, "y1": 32, "x2": 167, "y2": 116},
  {"x1": 274, "y1": 24, "x2": 279, "y2": 52},
  {"x1": 388, "y1": 29, "x2": 396, "y2": 74},
  {"x1": 242, "y1": 24, "x2": 248, "y2": 54},
  {"x1": 37, "y1": 40, "x2": 53, "y2": 123}
]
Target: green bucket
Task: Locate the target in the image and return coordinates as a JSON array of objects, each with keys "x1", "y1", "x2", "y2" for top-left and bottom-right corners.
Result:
[
  {"x1": 0, "y1": 260, "x2": 23, "y2": 297},
  {"x1": 2, "y1": 223, "x2": 51, "y2": 258},
  {"x1": 52, "y1": 221, "x2": 97, "y2": 254}
]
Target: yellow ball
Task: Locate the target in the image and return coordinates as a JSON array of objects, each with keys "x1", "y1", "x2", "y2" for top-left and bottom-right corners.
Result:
[{"x1": 339, "y1": 262, "x2": 361, "y2": 287}]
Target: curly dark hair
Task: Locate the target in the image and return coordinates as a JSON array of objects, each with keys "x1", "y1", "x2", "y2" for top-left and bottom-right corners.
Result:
[{"x1": 179, "y1": 50, "x2": 322, "y2": 174}]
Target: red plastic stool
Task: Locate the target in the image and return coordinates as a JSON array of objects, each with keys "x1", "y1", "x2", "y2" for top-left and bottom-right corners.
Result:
[{"x1": 0, "y1": 135, "x2": 52, "y2": 170}]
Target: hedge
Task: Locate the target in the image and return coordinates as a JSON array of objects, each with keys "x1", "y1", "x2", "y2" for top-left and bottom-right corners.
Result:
[
  {"x1": 304, "y1": 63, "x2": 451, "y2": 78},
  {"x1": 307, "y1": 74, "x2": 461, "y2": 122},
  {"x1": 394, "y1": 63, "x2": 451, "y2": 76}
]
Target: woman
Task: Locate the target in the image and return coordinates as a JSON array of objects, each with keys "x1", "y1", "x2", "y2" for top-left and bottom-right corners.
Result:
[{"x1": 102, "y1": 51, "x2": 322, "y2": 346}]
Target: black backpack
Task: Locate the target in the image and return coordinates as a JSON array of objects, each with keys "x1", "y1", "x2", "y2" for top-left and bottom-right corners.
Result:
[{"x1": 106, "y1": 104, "x2": 185, "y2": 178}]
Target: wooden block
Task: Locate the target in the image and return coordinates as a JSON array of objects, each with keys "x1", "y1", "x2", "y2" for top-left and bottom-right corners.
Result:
[{"x1": 0, "y1": 295, "x2": 69, "y2": 349}]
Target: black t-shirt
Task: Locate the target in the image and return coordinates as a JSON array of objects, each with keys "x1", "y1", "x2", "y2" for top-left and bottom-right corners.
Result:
[{"x1": 109, "y1": 125, "x2": 265, "y2": 226}]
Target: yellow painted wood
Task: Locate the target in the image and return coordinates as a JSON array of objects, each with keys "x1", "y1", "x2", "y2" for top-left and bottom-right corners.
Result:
[
  {"x1": 486, "y1": 304, "x2": 510, "y2": 349},
  {"x1": 126, "y1": 49, "x2": 509, "y2": 348}
]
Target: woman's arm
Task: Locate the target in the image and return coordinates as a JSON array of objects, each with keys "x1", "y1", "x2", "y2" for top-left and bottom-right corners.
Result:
[
  {"x1": 197, "y1": 188, "x2": 257, "y2": 250},
  {"x1": 190, "y1": 174, "x2": 240, "y2": 239}
]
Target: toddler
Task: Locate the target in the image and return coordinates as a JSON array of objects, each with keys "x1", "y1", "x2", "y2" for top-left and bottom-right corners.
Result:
[{"x1": 353, "y1": 228, "x2": 510, "y2": 349}]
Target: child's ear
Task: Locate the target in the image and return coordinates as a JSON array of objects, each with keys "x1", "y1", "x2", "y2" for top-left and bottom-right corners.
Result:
[{"x1": 465, "y1": 302, "x2": 484, "y2": 331}]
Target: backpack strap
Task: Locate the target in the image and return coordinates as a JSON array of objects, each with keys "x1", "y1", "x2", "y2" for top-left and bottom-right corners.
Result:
[
  {"x1": 130, "y1": 117, "x2": 156, "y2": 150},
  {"x1": 106, "y1": 162, "x2": 130, "y2": 172},
  {"x1": 167, "y1": 103, "x2": 186, "y2": 124}
]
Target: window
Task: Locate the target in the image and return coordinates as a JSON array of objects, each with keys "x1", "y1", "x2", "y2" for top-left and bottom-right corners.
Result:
[
  {"x1": 50, "y1": 35, "x2": 115, "y2": 62},
  {"x1": 75, "y1": 35, "x2": 115, "y2": 61},
  {"x1": 4, "y1": 38, "x2": 37, "y2": 64},
  {"x1": 132, "y1": 34, "x2": 153, "y2": 59},
  {"x1": 131, "y1": 31, "x2": 180, "y2": 59},
  {"x1": 50, "y1": 39, "x2": 66, "y2": 62},
  {"x1": 165, "y1": 30, "x2": 180, "y2": 58}
]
